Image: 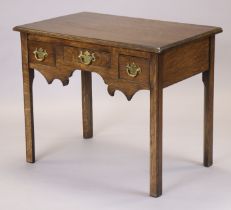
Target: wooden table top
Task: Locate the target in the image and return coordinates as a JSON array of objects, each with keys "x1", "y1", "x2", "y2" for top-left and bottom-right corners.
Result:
[{"x1": 13, "y1": 12, "x2": 222, "y2": 53}]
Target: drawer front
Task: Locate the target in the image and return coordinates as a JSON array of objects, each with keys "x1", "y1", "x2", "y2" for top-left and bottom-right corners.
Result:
[
  {"x1": 63, "y1": 46, "x2": 111, "y2": 69},
  {"x1": 119, "y1": 54, "x2": 150, "y2": 84},
  {"x1": 28, "y1": 41, "x2": 56, "y2": 66}
]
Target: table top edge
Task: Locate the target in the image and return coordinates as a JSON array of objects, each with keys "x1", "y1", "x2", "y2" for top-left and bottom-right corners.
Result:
[{"x1": 13, "y1": 13, "x2": 223, "y2": 54}]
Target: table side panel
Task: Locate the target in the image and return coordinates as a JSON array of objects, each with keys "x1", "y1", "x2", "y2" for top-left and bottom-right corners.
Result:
[{"x1": 162, "y1": 37, "x2": 210, "y2": 87}]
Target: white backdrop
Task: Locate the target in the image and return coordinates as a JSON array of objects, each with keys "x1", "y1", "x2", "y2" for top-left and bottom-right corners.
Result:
[{"x1": 0, "y1": 1, "x2": 230, "y2": 210}]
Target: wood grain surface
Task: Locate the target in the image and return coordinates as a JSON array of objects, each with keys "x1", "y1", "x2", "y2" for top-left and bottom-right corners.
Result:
[
  {"x1": 162, "y1": 37, "x2": 210, "y2": 87},
  {"x1": 203, "y1": 35, "x2": 215, "y2": 167},
  {"x1": 13, "y1": 12, "x2": 222, "y2": 53},
  {"x1": 21, "y1": 33, "x2": 35, "y2": 163},
  {"x1": 118, "y1": 54, "x2": 150, "y2": 84},
  {"x1": 81, "y1": 71, "x2": 93, "y2": 138},
  {"x1": 14, "y1": 12, "x2": 222, "y2": 197},
  {"x1": 150, "y1": 53, "x2": 163, "y2": 197},
  {"x1": 28, "y1": 40, "x2": 56, "y2": 66}
]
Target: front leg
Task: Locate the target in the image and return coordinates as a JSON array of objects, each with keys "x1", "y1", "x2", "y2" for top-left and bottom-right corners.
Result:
[
  {"x1": 150, "y1": 55, "x2": 163, "y2": 197},
  {"x1": 22, "y1": 68, "x2": 35, "y2": 163},
  {"x1": 21, "y1": 32, "x2": 35, "y2": 163},
  {"x1": 202, "y1": 35, "x2": 215, "y2": 167},
  {"x1": 81, "y1": 71, "x2": 93, "y2": 138}
]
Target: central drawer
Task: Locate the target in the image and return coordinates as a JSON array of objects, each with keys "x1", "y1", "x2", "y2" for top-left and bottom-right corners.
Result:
[{"x1": 63, "y1": 46, "x2": 112, "y2": 69}]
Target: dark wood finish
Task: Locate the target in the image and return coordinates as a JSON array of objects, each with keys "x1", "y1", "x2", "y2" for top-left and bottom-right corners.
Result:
[
  {"x1": 150, "y1": 54, "x2": 163, "y2": 197},
  {"x1": 107, "y1": 79, "x2": 149, "y2": 101},
  {"x1": 28, "y1": 40, "x2": 56, "y2": 66},
  {"x1": 13, "y1": 12, "x2": 222, "y2": 197},
  {"x1": 119, "y1": 55, "x2": 150, "y2": 84},
  {"x1": 162, "y1": 38, "x2": 209, "y2": 87},
  {"x1": 64, "y1": 46, "x2": 111, "y2": 68},
  {"x1": 13, "y1": 12, "x2": 222, "y2": 53},
  {"x1": 81, "y1": 71, "x2": 93, "y2": 138},
  {"x1": 26, "y1": 34, "x2": 151, "y2": 99},
  {"x1": 203, "y1": 35, "x2": 215, "y2": 167},
  {"x1": 21, "y1": 33, "x2": 35, "y2": 163}
]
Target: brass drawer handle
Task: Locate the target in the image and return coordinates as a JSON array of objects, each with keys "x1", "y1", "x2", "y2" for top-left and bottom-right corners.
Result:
[
  {"x1": 78, "y1": 50, "x2": 96, "y2": 65},
  {"x1": 33, "y1": 48, "x2": 48, "y2": 62},
  {"x1": 126, "y1": 62, "x2": 141, "y2": 77}
]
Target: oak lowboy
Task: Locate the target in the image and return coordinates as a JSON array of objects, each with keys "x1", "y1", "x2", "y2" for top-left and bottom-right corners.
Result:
[{"x1": 13, "y1": 12, "x2": 222, "y2": 197}]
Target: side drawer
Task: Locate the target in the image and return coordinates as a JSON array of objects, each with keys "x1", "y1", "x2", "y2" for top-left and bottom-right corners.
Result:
[
  {"x1": 118, "y1": 54, "x2": 150, "y2": 84},
  {"x1": 28, "y1": 40, "x2": 56, "y2": 66}
]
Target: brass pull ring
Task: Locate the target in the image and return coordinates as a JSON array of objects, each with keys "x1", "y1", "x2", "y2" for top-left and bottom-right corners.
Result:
[
  {"x1": 33, "y1": 48, "x2": 48, "y2": 62},
  {"x1": 126, "y1": 62, "x2": 141, "y2": 77},
  {"x1": 78, "y1": 50, "x2": 96, "y2": 65}
]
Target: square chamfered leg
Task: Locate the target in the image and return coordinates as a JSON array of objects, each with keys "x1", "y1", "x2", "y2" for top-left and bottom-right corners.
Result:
[
  {"x1": 150, "y1": 54, "x2": 163, "y2": 197},
  {"x1": 202, "y1": 35, "x2": 215, "y2": 167},
  {"x1": 81, "y1": 71, "x2": 93, "y2": 139},
  {"x1": 21, "y1": 33, "x2": 35, "y2": 163}
]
